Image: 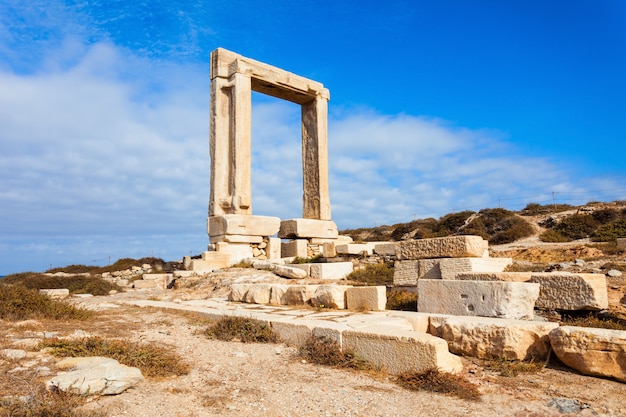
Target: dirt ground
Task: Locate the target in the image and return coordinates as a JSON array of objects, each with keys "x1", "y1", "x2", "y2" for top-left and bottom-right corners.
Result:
[{"x1": 2, "y1": 288, "x2": 626, "y2": 417}]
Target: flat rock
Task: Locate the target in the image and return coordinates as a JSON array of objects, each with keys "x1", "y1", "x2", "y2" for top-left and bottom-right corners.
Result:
[
  {"x1": 549, "y1": 326, "x2": 626, "y2": 382},
  {"x1": 272, "y1": 265, "x2": 308, "y2": 279},
  {"x1": 48, "y1": 356, "x2": 144, "y2": 395}
]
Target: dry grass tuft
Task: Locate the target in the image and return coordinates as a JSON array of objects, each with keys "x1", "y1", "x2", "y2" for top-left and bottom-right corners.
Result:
[
  {"x1": 395, "y1": 369, "x2": 481, "y2": 401},
  {"x1": 560, "y1": 312, "x2": 626, "y2": 331},
  {"x1": 0, "y1": 384, "x2": 105, "y2": 417},
  {"x1": 386, "y1": 290, "x2": 417, "y2": 311},
  {"x1": 298, "y1": 336, "x2": 374, "y2": 371},
  {"x1": 1, "y1": 273, "x2": 122, "y2": 296},
  {"x1": 484, "y1": 357, "x2": 545, "y2": 377},
  {"x1": 205, "y1": 316, "x2": 278, "y2": 343},
  {"x1": 346, "y1": 262, "x2": 394, "y2": 285},
  {"x1": 40, "y1": 336, "x2": 190, "y2": 378},
  {"x1": 0, "y1": 285, "x2": 92, "y2": 321}
]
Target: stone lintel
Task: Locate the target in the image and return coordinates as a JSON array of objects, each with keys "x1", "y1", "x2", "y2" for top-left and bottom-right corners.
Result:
[
  {"x1": 210, "y1": 48, "x2": 329, "y2": 104},
  {"x1": 279, "y1": 219, "x2": 338, "y2": 239},
  {"x1": 395, "y1": 236, "x2": 488, "y2": 260},
  {"x1": 208, "y1": 214, "x2": 280, "y2": 237},
  {"x1": 209, "y1": 234, "x2": 264, "y2": 244}
]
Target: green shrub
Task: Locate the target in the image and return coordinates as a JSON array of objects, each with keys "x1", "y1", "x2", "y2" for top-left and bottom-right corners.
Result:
[
  {"x1": 205, "y1": 316, "x2": 278, "y2": 343},
  {"x1": 539, "y1": 229, "x2": 570, "y2": 242},
  {"x1": 462, "y1": 208, "x2": 534, "y2": 244},
  {"x1": 345, "y1": 262, "x2": 394, "y2": 285},
  {"x1": 552, "y1": 214, "x2": 599, "y2": 240},
  {"x1": 592, "y1": 220, "x2": 626, "y2": 242},
  {"x1": 0, "y1": 285, "x2": 91, "y2": 321},
  {"x1": 1, "y1": 273, "x2": 122, "y2": 295},
  {"x1": 591, "y1": 208, "x2": 620, "y2": 224}
]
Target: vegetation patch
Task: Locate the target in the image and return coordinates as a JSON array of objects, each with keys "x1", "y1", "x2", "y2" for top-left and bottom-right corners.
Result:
[
  {"x1": 291, "y1": 255, "x2": 324, "y2": 264},
  {"x1": 560, "y1": 312, "x2": 626, "y2": 331},
  {"x1": 395, "y1": 369, "x2": 481, "y2": 401},
  {"x1": 0, "y1": 385, "x2": 105, "y2": 417},
  {"x1": 386, "y1": 290, "x2": 418, "y2": 311},
  {"x1": 0, "y1": 285, "x2": 92, "y2": 321},
  {"x1": 484, "y1": 357, "x2": 544, "y2": 377},
  {"x1": 299, "y1": 336, "x2": 374, "y2": 371},
  {"x1": 346, "y1": 262, "x2": 394, "y2": 285},
  {"x1": 592, "y1": 220, "x2": 626, "y2": 242},
  {"x1": 463, "y1": 208, "x2": 535, "y2": 244},
  {"x1": 1, "y1": 273, "x2": 122, "y2": 296},
  {"x1": 520, "y1": 203, "x2": 573, "y2": 216},
  {"x1": 40, "y1": 336, "x2": 190, "y2": 377},
  {"x1": 205, "y1": 316, "x2": 278, "y2": 343}
]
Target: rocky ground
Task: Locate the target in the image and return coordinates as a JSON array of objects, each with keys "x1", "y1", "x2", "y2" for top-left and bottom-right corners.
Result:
[{"x1": 2, "y1": 286, "x2": 626, "y2": 417}]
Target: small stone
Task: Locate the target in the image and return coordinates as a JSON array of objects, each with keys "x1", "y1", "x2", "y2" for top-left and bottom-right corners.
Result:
[{"x1": 607, "y1": 269, "x2": 622, "y2": 277}]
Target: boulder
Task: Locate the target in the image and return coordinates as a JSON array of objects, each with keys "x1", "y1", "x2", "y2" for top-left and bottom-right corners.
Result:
[
  {"x1": 549, "y1": 326, "x2": 626, "y2": 382},
  {"x1": 243, "y1": 284, "x2": 272, "y2": 304}
]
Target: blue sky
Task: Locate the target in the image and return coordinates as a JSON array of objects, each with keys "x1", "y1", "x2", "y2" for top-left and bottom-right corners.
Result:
[{"x1": 1, "y1": 1, "x2": 625, "y2": 274}]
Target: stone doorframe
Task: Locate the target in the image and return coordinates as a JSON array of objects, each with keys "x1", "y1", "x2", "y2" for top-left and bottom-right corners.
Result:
[{"x1": 209, "y1": 48, "x2": 332, "y2": 221}]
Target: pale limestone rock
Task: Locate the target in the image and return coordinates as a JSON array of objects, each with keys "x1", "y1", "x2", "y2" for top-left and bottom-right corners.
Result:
[
  {"x1": 272, "y1": 265, "x2": 308, "y2": 279},
  {"x1": 132, "y1": 279, "x2": 165, "y2": 289},
  {"x1": 417, "y1": 280, "x2": 540, "y2": 320},
  {"x1": 244, "y1": 284, "x2": 272, "y2": 304},
  {"x1": 342, "y1": 329, "x2": 463, "y2": 375},
  {"x1": 346, "y1": 286, "x2": 387, "y2": 311},
  {"x1": 549, "y1": 326, "x2": 626, "y2": 382},
  {"x1": 229, "y1": 284, "x2": 250, "y2": 302},
  {"x1": 142, "y1": 273, "x2": 172, "y2": 281},
  {"x1": 321, "y1": 242, "x2": 337, "y2": 258},
  {"x1": 48, "y1": 357, "x2": 144, "y2": 395},
  {"x1": 269, "y1": 284, "x2": 289, "y2": 305},
  {"x1": 281, "y1": 285, "x2": 319, "y2": 305},
  {"x1": 374, "y1": 243, "x2": 396, "y2": 256},
  {"x1": 335, "y1": 243, "x2": 377, "y2": 256},
  {"x1": 281, "y1": 239, "x2": 308, "y2": 258},
  {"x1": 266, "y1": 237, "x2": 282, "y2": 259},
  {"x1": 455, "y1": 272, "x2": 532, "y2": 282},
  {"x1": 395, "y1": 236, "x2": 488, "y2": 260},
  {"x1": 279, "y1": 219, "x2": 338, "y2": 239},
  {"x1": 311, "y1": 285, "x2": 350, "y2": 309},
  {"x1": 210, "y1": 234, "x2": 264, "y2": 244},
  {"x1": 190, "y1": 251, "x2": 231, "y2": 273},
  {"x1": 1, "y1": 349, "x2": 27, "y2": 360},
  {"x1": 429, "y1": 315, "x2": 558, "y2": 360},
  {"x1": 270, "y1": 321, "x2": 314, "y2": 346},
  {"x1": 439, "y1": 257, "x2": 512, "y2": 279},
  {"x1": 308, "y1": 262, "x2": 353, "y2": 280},
  {"x1": 393, "y1": 260, "x2": 420, "y2": 286},
  {"x1": 39, "y1": 289, "x2": 69, "y2": 299},
  {"x1": 208, "y1": 214, "x2": 280, "y2": 237},
  {"x1": 529, "y1": 272, "x2": 608, "y2": 310}
]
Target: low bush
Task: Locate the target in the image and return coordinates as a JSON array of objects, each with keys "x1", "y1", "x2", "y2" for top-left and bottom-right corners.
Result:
[
  {"x1": 291, "y1": 255, "x2": 324, "y2": 264},
  {"x1": 0, "y1": 285, "x2": 91, "y2": 321},
  {"x1": 40, "y1": 336, "x2": 190, "y2": 377},
  {"x1": 205, "y1": 316, "x2": 278, "y2": 343},
  {"x1": 386, "y1": 290, "x2": 417, "y2": 311},
  {"x1": 463, "y1": 209, "x2": 534, "y2": 244},
  {"x1": 552, "y1": 214, "x2": 599, "y2": 240},
  {"x1": 346, "y1": 262, "x2": 394, "y2": 285},
  {"x1": 395, "y1": 369, "x2": 481, "y2": 400},
  {"x1": 520, "y1": 203, "x2": 573, "y2": 216},
  {"x1": 1, "y1": 273, "x2": 121, "y2": 296},
  {"x1": 0, "y1": 385, "x2": 105, "y2": 417},
  {"x1": 485, "y1": 358, "x2": 544, "y2": 377},
  {"x1": 539, "y1": 229, "x2": 570, "y2": 243},
  {"x1": 592, "y1": 220, "x2": 626, "y2": 242},
  {"x1": 299, "y1": 336, "x2": 373, "y2": 371}
]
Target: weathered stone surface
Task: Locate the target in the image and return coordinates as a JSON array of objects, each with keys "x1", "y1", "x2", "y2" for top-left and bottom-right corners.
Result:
[
  {"x1": 549, "y1": 326, "x2": 626, "y2": 382},
  {"x1": 374, "y1": 243, "x2": 396, "y2": 256},
  {"x1": 208, "y1": 214, "x2": 280, "y2": 237},
  {"x1": 454, "y1": 272, "x2": 532, "y2": 282},
  {"x1": 393, "y1": 260, "x2": 420, "y2": 286},
  {"x1": 617, "y1": 238, "x2": 626, "y2": 250},
  {"x1": 272, "y1": 265, "x2": 308, "y2": 279},
  {"x1": 342, "y1": 329, "x2": 463, "y2": 375},
  {"x1": 429, "y1": 315, "x2": 558, "y2": 360},
  {"x1": 308, "y1": 262, "x2": 353, "y2": 280},
  {"x1": 266, "y1": 237, "x2": 281, "y2": 259},
  {"x1": 1, "y1": 349, "x2": 27, "y2": 360},
  {"x1": 279, "y1": 219, "x2": 338, "y2": 239},
  {"x1": 281, "y1": 285, "x2": 318, "y2": 305},
  {"x1": 39, "y1": 289, "x2": 69, "y2": 299},
  {"x1": 210, "y1": 234, "x2": 264, "y2": 244},
  {"x1": 244, "y1": 284, "x2": 272, "y2": 304},
  {"x1": 311, "y1": 285, "x2": 350, "y2": 309},
  {"x1": 229, "y1": 284, "x2": 250, "y2": 302},
  {"x1": 48, "y1": 357, "x2": 144, "y2": 395},
  {"x1": 395, "y1": 236, "x2": 488, "y2": 260},
  {"x1": 439, "y1": 257, "x2": 512, "y2": 280},
  {"x1": 132, "y1": 279, "x2": 165, "y2": 289},
  {"x1": 529, "y1": 272, "x2": 608, "y2": 310},
  {"x1": 417, "y1": 280, "x2": 540, "y2": 320},
  {"x1": 321, "y1": 242, "x2": 337, "y2": 258},
  {"x1": 281, "y1": 239, "x2": 308, "y2": 258},
  {"x1": 346, "y1": 286, "x2": 386, "y2": 311},
  {"x1": 190, "y1": 251, "x2": 232, "y2": 273},
  {"x1": 269, "y1": 284, "x2": 289, "y2": 305}
]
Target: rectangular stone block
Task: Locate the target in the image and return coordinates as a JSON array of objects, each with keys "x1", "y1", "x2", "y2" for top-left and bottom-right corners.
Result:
[
  {"x1": 346, "y1": 286, "x2": 387, "y2": 311},
  {"x1": 311, "y1": 285, "x2": 350, "y2": 309},
  {"x1": 270, "y1": 320, "x2": 314, "y2": 346},
  {"x1": 393, "y1": 260, "x2": 419, "y2": 286},
  {"x1": 374, "y1": 243, "x2": 396, "y2": 256},
  {"x1": 210, "y1": 234, "x2": 264, "y2": 244},
  {"x1": 309, "y1": 262, "x2": 354, "y2": 280},
  {"x1": 132, "y1": 279, "x2": 166, "y2": 289},
  {"x1": 455, "y1": 272, "x2": 532, "y2": 282},
  {"x1": 279, "y1": 219, "x2": 338, "y2": 239},
  {"x1": 321, "y1": 242, "x2": 336, "y2": 258},
  {"x1": 281, "y1": 239, "x2": 308, "y2": 258},
  {"x1": 428, "y1": 315, "x2": 559, "y2": 361},
  {"x1": 208, "y1": 214, "x2": 280, "y2": 237},
  {"x1": 417, "y1": 279, "x2": 540, "y2": 320},
  {"x1": 342, "y1": 329, "x2": 463, "y2": 375},
  {"x1": 190, "y1": 252, "x2": 232, "y2": 273},
  {"x1": 529, "y1": 272, "x2": 608, "y2": 310},
  {"x1": 439, "y1": 257, "x2": 512, "y2": 280},
  {"x1": 395, "y1": 236, "x2": 488, "y2": 260},
  {"x1": 336, "y1": 243, "x2": 377, "y2": 256},
  {"x1": 617, "y1": 238, "x2": 626, "y2": 250},
  {"x1": 266, "y1": 237, "x2": 281, "y2": 259}
]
